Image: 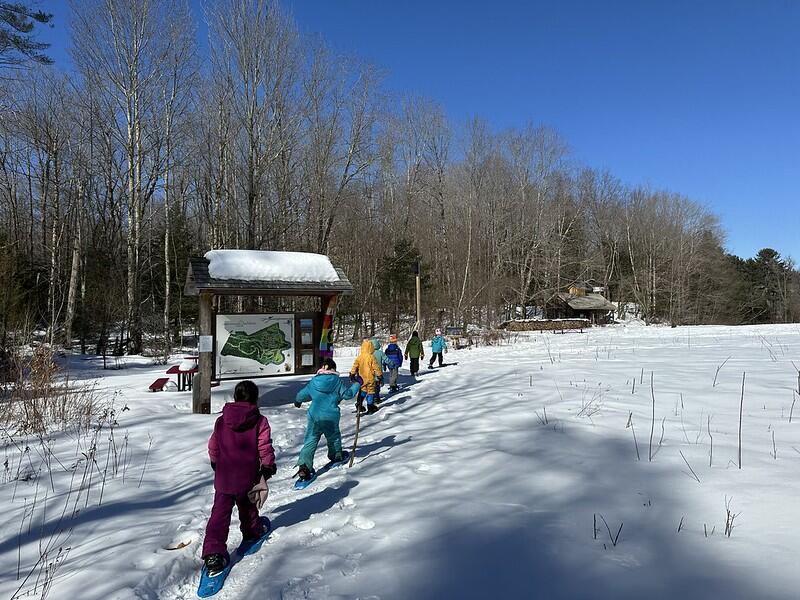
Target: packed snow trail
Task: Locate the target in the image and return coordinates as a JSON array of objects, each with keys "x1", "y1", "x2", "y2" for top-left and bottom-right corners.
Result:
[
  {"x1": 150, "y1": 326, "x2": 797, "y2": 599},
  {"x1": 4, "y1": 325, "x2": 800, "y2": 599}
]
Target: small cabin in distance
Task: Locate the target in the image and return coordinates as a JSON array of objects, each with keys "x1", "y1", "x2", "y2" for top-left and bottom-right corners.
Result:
[{"x1": 547, "y1": 283, "x2": 615, "y2": 324}]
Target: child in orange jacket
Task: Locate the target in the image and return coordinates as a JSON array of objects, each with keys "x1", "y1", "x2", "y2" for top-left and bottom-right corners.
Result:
[{"x1": 349, "y1": 338, "x2": 382, "y2": 414}]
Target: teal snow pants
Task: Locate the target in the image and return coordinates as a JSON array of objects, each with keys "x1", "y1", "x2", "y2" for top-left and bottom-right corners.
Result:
[{"x1": 297, "y1": 414, "x2": 343, "y2": 470}]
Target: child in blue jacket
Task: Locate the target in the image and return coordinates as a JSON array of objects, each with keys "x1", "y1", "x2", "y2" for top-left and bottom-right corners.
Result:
[
  {"x1": 293, "y1": 358, "x2": 360, "y2": 482},
  {"x1": 384, "y1": 334, "x2": 403, "y2": 391}
]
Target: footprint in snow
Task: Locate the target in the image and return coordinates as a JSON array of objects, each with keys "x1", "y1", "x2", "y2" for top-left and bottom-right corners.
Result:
[
  {"x1": 281, "y1": 574, "x2": 329, "y2": 599},
  {"x1": 340, "y1": 552, "x2": 362, "y2": 576},
  {"x1": 413, "y1": 463, "x2": 442, "y2": 475},
  {"x1": 350, "y1": 515, "x2": 375, "y2": 530}
]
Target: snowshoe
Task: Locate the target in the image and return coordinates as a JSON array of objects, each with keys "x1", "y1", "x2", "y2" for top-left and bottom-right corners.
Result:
[
  {"x1": 238, "y1": 517, "x2": 272, "y2": 556},
  {"x1": 293, "y1": 464, "x2": 317, "y2": 490}
]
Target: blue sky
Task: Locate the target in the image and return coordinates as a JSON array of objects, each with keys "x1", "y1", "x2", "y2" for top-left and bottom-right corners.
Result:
[{"x1": 38, "y1": 0, "x2": 800, "y2": 261}]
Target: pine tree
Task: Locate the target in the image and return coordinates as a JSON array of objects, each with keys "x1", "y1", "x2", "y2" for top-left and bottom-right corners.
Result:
[
  {"x1": 379, "y1": 238, "x2": 423, "y2": 331},
  {"x1": 0, "y1": 2, "x2": 53, "y2": 68}
]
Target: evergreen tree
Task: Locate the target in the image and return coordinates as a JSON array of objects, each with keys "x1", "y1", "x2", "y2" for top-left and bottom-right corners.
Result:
[
  {"x1": 0, "y1": 2, "x2": 53, "y2": 68},
  {"x1": 379, "y1": 238, "x2": 423, "y2": 331}
]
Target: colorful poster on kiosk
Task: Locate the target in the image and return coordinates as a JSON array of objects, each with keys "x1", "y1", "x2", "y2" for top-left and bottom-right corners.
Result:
[{"x1": 215, "y1": 314, "x2": 295, "y2": 377}]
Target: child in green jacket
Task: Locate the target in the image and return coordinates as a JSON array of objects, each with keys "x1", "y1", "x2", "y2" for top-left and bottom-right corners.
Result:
[{"x1": 404, "y1": 330, "x2": 424, "y2": 377}]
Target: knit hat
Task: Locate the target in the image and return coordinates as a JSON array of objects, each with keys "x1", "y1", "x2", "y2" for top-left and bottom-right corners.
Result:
[{"x1": 389, "y1": 334, "x2": 398, "y2": 342}]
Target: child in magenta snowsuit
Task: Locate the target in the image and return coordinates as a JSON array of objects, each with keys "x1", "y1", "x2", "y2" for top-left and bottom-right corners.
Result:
[{"x1": 202, "y1": 380, "x2": 276, "y2": 574}]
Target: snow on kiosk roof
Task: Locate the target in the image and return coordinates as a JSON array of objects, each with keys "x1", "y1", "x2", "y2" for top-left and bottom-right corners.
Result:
[
  {"x1": 207, "y1": 249, "x2": 340, "y2": 282},
  {"x1": 185, "y1": 250, "x2": 353, "y2": 296}
]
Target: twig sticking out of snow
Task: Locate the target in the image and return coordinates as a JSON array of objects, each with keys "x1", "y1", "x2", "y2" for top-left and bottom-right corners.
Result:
[
  {"x1": 713, "y1": 356, "x2": 731, "y2": 387},
  {"x1": 679, "y1": 450, "x2": 701, "y2": 483},
  {"x1": 771, "y1": 429, "x2": 777, "y2": 460},
  {"x1": 137, "y1": 434, "x2": 153, "y2": 489},
  {"x1": 790, "y1": 391, "x2": 797, "y2": 424},
  {"x1": 708, "y1": 415, "x2": 714, "y2": 467},
  {"x1": 648, "y1": 372, "x2": 655, "y2": 462},
  {"x1": 626, "y1": 412, "x2": 640, "y2": 461},
  {"x1": 597, "y1": 514, "x2": 623, "y2": 547},
  {"x1": 724, "y1": 496, "x2": 741, "y2": 537},
  {"x1": 738, "y1": 372, "x2": 746, "y2": 470}
]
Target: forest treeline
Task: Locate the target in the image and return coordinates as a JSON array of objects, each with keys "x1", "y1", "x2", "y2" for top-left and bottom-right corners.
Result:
[{"x1": 0, "y1": 0, "x2": 798, "y2": 356}]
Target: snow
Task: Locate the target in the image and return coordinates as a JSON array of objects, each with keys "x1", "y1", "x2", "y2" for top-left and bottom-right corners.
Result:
[
  {"x1": 3, "y1": 324, "x2": 800, "y2": 599},
  {"x1": 205, "y1": 250, "x2": 340, "y2": 283}
]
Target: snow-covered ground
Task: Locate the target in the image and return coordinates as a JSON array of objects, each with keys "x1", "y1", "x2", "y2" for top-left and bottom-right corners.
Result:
[{"x1": 3, "y1": 323, "x2": 800, "y2": 599}]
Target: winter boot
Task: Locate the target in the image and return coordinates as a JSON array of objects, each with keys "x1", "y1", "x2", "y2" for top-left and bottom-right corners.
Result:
[
  {"x1": 366, "y1": 403, "x2": 380, "y2": 415},
  {"x1": 204, "y1": 553, "x2": 228, "y2": 577},
  {"x1": 297, "y1": 464, "x2": 315, "y2": 482},
  {"x1": 330, "y1": 450, "x2": 348, "y2": 464}
]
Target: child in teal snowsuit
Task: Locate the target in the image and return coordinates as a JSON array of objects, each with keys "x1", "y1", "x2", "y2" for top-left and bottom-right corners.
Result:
[
  {"x1": 371, "y1": 337, "x2": 391, "y2": 402},
  {"x1": 429, "y1": 328, "x2": 448, "y2": 368},
  {"x1": 294, "y1": 358, "x2": 360, "y2": 481}
]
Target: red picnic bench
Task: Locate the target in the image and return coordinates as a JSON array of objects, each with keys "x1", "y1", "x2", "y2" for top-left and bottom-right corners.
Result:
[{"x1": 149, "y1": 377, "x2": 170, "y2": 392}]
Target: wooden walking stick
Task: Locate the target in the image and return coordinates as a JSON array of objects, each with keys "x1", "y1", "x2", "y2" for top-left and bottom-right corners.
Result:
[{"x1": 349, "y1": 392, "x2": 363, "y2": 467}]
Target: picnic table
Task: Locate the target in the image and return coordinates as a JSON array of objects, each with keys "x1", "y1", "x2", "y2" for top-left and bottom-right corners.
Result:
[{"x1": 166, "y1": 357, "x2": 199, "y2": 391}]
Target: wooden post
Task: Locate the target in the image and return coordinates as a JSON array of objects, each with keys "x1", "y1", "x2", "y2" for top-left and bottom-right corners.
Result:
[
  {"x1": 195, "y1": 292, "x2": 213, "y2": 414},
  {"x1": 415, "y1": 272, "x2": 422, "y2": 332}
]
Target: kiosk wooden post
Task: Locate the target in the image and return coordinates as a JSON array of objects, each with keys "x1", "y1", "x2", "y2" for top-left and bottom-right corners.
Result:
[{"x1": 195, "y1": 292, "x2": 213, "y2": 414}]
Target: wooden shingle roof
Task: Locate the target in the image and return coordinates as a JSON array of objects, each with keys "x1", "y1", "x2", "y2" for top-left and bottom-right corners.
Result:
[
  {"x1": 556, "y1": 291, "x2": 615, "y2": 311},
  {"x1": 184, "y1": 257, "x2": 354, "y2": 297}
]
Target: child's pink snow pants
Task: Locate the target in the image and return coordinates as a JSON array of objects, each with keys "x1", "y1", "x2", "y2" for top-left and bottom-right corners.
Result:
[{"x1": 202, "y1": 490, "x2": 263, "y2": 558}]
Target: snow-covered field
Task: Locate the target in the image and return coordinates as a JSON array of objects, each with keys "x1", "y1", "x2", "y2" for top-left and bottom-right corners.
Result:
[{"x1": 3, "y1": 323, "x2": 800, "y2": 599}]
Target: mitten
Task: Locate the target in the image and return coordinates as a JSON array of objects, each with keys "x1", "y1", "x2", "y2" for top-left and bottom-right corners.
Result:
[{"x1": 294, "y1": 401, "x2": 302, "y2": 408}]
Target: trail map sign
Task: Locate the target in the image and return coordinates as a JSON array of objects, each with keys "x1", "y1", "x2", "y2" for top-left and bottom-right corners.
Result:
[{"x1": 215, "y1": 314, "x2": 295, "y2": 378}]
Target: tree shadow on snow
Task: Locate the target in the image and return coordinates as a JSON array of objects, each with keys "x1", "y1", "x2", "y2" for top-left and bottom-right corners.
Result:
[
  {"x1": 0, "y1": 478, "x2": 208, "y2": 557},
  {"x1": 355, "y1": 360, "x2": 789, "y2": 600},
  {"x1": 384, "y1": 424, "x2": 785, "y2": 600},
  {"x1": 269, "y1": 480, "x2": 358, "y2": 531}
]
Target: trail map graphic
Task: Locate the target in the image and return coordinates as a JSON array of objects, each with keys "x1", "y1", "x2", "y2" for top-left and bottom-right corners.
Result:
[{"x1": 220, "y1": 323, "x2": 291, "y2": 366}]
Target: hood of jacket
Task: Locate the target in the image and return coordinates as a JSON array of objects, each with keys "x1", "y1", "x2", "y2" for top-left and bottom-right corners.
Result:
[
  {"x1": 309, "y1": 372, "x2": 342, "y2": 394},
  {"x1": 222, "y1": 401, "x2": 262, "y2": 432},
  {"x1": 371, "y1": 337, "x2": 381, "y2": 351},
  {"x1": 360, "y1": 338, "x2": 375, "y2": 356}
]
